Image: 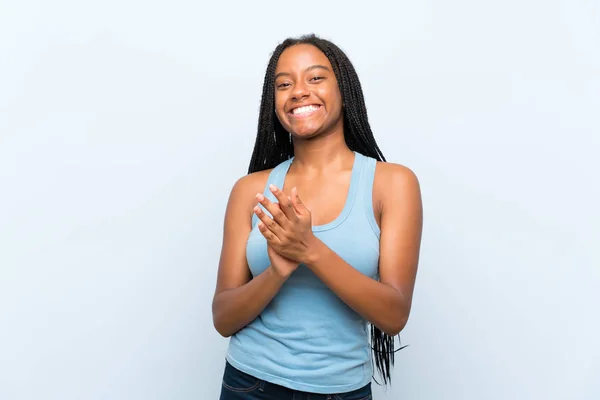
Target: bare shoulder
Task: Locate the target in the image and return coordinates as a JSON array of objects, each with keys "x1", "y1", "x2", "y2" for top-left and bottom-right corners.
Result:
[
  {"x1": 374, "y1": 162, "x2": 421, "y2": 212},
  {"x1": 375, "y1": 161, "x2": 420, "y2": 193},
  {"x1": 227, "y1": 169, "x2": 273, "y2": 215},
  {"x1": 232, "y1": 169, "x2": 272, "y2": 193}
]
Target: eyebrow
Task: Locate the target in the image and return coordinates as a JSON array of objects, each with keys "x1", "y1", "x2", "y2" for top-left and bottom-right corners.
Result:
[{"x1": 274, "y1": 64, "x2": 331, "y2": 80}]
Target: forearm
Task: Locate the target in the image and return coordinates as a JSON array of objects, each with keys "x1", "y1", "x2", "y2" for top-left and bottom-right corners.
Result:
[
  {"x1": 306, "y1": 239, "x2": 410, "y2": 336},
  {"x1": 212, "y1": 266, "x2": 285, "y2": 337}
]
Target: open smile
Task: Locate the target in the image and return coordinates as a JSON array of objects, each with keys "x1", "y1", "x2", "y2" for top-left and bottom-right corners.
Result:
[{"x1": 288, "y1": 104, "x2": 322, "y2": 118}]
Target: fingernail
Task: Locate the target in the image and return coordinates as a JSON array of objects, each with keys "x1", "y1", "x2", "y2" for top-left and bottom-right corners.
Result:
[
  {"x1": 269, "y1": 184, "x2": 277, "y2": 192},
  {"x1": 256, "y1": 193, "x2": 264, "y2": 201},
  {"x1": 254, "y1": 206, "x2": 261, "y2": 214}
]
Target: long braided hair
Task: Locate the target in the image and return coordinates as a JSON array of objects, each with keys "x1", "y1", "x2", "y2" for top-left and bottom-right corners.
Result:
[{"x1": 247, "y1": 34, "x2": 405, "y2": 385}]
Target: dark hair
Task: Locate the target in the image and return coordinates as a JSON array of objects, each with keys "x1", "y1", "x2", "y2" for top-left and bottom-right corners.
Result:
[
  {"x1": 247, "y1": 34, "x2": 405, "y2": 385},
  {"x1": 248, "y1": 33, "x2": 386, "y2": 172}
]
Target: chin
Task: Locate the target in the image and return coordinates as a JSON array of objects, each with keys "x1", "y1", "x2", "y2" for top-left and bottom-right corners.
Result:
[
  {"x1": 287, "y1": 121, "x2": 325, "y2": 138},
  {"x1": 290, "y1": 129, "x2": 322, "y2": 139}
]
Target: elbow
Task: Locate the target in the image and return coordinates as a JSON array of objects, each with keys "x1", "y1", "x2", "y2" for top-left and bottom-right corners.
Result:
[
  {"x1": 382, "y1": 325, "x2": 402, "y2": 337},
  {"x1": 383, "y1": 297, "x2": 412, "y2": 336},
  {"x1": 212, "y1": 301, "x2": 234, "y2": 338},
  {"x1": 382, "y1": 315, "x2": 409, "y2": 337},
  {"x1": 212, "y1": 316, "x2": 235, "y2": 338},
  {"x1": 216, "y1": 329, "x2": 234, "y2": 339}
]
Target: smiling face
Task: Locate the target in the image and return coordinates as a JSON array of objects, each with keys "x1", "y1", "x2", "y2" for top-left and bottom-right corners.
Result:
[{"x1": 274, "y1": 44, "x2": 344, "y2": 139}]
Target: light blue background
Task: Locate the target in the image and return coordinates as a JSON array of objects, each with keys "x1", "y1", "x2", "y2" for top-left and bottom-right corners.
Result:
[{"x1": 1, "y1": 1, "x2": 598, "y2": 399}]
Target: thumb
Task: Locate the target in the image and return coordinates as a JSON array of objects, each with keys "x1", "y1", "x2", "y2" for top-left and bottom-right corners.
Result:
[{"x1": 291, "y1": 187, "x2": 307, "y2": 215}]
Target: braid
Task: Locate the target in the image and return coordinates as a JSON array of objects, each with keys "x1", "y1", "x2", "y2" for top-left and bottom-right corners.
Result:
[{"x1": 248, "y1": 34, "x2": 404, "y2": 386}]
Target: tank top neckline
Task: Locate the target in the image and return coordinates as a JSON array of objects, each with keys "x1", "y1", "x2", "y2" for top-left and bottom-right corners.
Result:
[{"x1": 274, "y1": 151, "x2": 363, "y2": 232}]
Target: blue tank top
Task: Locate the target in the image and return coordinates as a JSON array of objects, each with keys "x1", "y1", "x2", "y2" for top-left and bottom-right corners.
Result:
[{"x1": 226, "y1": 152, "x2": 381, "y2": 394}]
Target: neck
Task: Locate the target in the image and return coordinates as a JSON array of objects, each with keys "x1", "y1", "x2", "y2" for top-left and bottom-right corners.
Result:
[{"x1": 290, "y1": 129, "x2": 354, "y2": 174}]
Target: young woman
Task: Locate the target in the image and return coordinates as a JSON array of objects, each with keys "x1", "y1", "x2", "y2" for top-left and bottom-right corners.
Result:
[{"x1": 212, "y1": 34, "x2": 423, "y2": 400}]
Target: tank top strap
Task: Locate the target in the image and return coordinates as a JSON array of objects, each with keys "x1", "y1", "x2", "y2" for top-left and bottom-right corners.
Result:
[
  {"x1": 251, "y1": 158, "x2": 293, "y2": 229},
  {"x1": 268, "y1": 158, "x2": 293, "y2": 192},
  {"x1": 356, "y1": 154, "x2": 381, "y2": 239}
]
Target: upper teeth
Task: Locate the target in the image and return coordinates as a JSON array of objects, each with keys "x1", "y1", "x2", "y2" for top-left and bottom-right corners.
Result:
[{"x1": 292, "y1": 105, "x2": 319, "y2": 115}]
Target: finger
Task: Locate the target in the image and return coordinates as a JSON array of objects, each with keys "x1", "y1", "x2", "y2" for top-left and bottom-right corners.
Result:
[
  {"x1": 254, "y1": 206, "x2": 285, "y2": 239},
  {"x1": 256, "y1": 192, "x2": 288, "y2": 226},
  {"x1": 291, "y1": 187, "x2": 308, "y2": 215},
  {"x1": 257, "y1": 221, "x2": 281, "y2": 245},
  {"x1": 268, "y1": 184, "x2": 298, "y2": 221}
]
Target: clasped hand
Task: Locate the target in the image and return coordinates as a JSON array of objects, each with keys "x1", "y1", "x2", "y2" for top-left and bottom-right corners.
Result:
[{"x1": 254, "y1": 184, "x2": 315, "y2": 266}]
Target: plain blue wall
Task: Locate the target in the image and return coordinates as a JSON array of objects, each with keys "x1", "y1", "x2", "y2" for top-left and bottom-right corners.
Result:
[{"x1": 1, "y1": 1, "x2": 598, "y2": 399}]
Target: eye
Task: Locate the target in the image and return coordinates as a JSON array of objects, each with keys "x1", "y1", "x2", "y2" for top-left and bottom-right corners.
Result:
[
  {"x1": 310, "y1": 76, "x2": 325, "y2": 82},
  {"x1": 276, "y1": 82, "x2": 291, "y2": 89}
]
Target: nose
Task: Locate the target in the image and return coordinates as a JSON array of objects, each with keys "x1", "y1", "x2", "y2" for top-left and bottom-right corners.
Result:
[{"x1": 291, "y1": 81, "x2": 310, "y2": 101}]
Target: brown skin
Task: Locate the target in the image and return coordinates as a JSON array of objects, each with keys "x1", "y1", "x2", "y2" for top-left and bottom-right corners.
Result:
[
  {"x1": 274, "y1": 44, "x2": 344, "y2": 140},
  {"x1": 212, "y1": 44, "x2": 423, "y2": 338}
]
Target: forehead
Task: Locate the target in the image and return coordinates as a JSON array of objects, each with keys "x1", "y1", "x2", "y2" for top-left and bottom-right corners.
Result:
[{"x1": 275, "y1": 44, "x2": 332, "y2": 73}]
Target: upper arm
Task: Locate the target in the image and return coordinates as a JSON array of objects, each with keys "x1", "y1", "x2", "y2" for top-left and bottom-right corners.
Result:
[
  {"x1": 376, "y1": 163, "x2": 423, "y2": 311},
  {"x1": 213, "y1": 173, "x2": 267, "y2": 297}
]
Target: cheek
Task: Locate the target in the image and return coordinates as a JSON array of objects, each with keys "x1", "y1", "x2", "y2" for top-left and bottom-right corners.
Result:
[
  {"x1": 274, "y1": 93, "x2": 284, "y2": 111},
  {"x1": 320, "y1": 85, "x2": 342, "y2": 112},
  {"x1": 274, "y1": 94, "x2": 288, "y2": 123},
  {"x1": 327, "y1": 93, "x2": 343, "y2": 118}
]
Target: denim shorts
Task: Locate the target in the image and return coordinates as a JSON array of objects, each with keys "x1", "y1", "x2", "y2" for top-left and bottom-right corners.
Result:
[{"x1": 219, "y1": 361, "x2": 372, "y2": 400}]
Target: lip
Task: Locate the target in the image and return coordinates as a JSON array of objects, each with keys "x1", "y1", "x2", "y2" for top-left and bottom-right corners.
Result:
[{"x1": 287, "y1": 104, "x2": 323, "y2": 118}]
